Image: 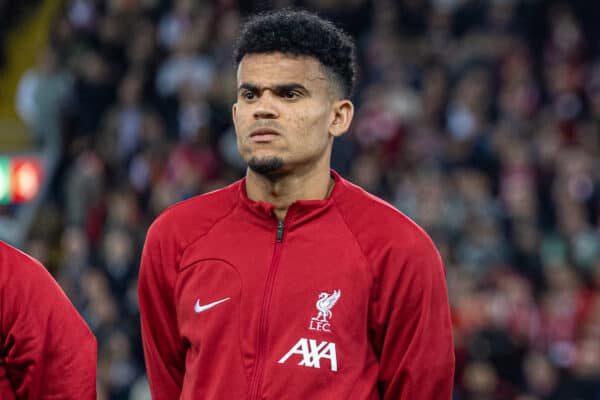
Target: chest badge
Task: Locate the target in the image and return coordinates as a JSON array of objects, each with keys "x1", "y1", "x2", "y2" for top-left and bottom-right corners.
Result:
[{"x1": 308, "y1": 289, "x2": 341, "y2": 333}]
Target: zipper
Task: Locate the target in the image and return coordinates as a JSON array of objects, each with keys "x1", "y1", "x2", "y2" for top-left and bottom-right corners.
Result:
[
  {"x1": 276, "y1": 220, "x2": 284, "y2": 243},
  {"x1": 249, "y1": 220, "x2": 285, "y2": 399}
]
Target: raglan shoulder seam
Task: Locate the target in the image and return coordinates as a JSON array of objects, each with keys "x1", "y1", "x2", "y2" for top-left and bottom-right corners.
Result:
[
  {"x1": 177, "y1": 201, "x2": 240, "y2": 271},
  {"x1": 331, "y1": 198, "x2": 377, "y2": 286}
]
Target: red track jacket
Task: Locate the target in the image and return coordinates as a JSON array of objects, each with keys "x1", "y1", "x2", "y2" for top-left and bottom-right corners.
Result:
[
  {"x1": 139, "y1": 171, "x2": 454, "y2": 399},
  {"x1": 0, "y1": 240, "x2": 96, "y2": 399}
]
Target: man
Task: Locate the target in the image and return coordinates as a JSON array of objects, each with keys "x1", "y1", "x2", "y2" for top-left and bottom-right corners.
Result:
[
  {"x1": 0, "y1": 240, "x2": 96, "y2": 399},
  {"x1": 139, "y1": 9, "x2": 454, "y2": 399}
]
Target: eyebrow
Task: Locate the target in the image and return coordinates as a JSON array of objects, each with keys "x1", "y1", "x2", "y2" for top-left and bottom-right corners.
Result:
[{"x1": 238, "y1": 83, "x2": 309, "y2": 94}]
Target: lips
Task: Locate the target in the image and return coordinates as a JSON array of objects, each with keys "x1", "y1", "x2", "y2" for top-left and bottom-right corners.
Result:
[{"x1": 249, "y1": 128, "x2": 280, "y2": 142}]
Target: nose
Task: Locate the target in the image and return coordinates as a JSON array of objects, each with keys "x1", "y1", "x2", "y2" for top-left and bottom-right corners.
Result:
[{"x1": 253, "y1": 92, "x2": 279, "y2": 120}]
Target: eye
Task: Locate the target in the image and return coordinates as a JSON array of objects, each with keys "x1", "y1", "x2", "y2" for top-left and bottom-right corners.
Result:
[
  {"x1": 283, "y1": 90, "x2": 300, "y2": 99},
  {"x1": 241, "y1": 91, "x2": 256, "y2": 101}
]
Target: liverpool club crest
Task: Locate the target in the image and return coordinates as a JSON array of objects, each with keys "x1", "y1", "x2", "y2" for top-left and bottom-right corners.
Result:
[{"x1": 308, "y1": 289, "x2": 341, "y2": 333}]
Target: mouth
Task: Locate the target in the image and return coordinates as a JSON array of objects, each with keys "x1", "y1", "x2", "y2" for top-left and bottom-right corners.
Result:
[{"x1": 249, "y1": 128, "x2": 280, "y2": 143}]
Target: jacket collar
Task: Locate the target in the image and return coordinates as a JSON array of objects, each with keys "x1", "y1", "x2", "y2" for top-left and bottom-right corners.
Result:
[{"x1": 237, "y1": 169, "x2": 345, "y2": 228}]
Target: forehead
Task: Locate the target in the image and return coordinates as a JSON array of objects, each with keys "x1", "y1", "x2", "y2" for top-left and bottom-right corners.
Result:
[{"x1": 237, "y1": 53, "x2": 329, "y2": 89}]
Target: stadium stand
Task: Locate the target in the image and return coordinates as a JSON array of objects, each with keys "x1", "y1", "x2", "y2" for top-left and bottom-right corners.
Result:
[{"x1": 4, "y1": 0, "x2": 600, "y2": 398}]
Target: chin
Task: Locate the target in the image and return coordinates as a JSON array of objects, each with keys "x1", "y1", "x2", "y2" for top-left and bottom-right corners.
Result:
[{"x1": 247, "y1": 156, "x2": 285, "y2": 177}]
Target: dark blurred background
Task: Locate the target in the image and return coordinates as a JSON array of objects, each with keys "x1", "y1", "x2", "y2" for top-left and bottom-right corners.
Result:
[{"x1": 1, "y1": 0, "x2": 600, "y2": 398}]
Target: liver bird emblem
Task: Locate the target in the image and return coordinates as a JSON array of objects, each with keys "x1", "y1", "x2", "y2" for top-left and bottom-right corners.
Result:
[{"x1": 315, "y1": 290, "x2": 341, "y2": 322}]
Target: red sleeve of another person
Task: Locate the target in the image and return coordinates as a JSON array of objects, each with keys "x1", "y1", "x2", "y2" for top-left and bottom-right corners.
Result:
[{"x1": 0, "y1": 241, "x2": 97, "y2": 399}]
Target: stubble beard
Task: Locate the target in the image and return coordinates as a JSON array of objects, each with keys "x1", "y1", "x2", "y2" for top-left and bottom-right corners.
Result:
[{"x1": 247, "y1": 156, "x2": 285, "y2": 178}]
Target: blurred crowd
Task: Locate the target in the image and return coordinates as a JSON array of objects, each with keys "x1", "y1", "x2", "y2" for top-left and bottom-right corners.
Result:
[{"x1": 12, "y1": 0, "x2": 600, "y2": 398}]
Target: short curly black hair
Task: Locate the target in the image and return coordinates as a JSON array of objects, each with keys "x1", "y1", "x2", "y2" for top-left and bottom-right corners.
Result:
[{"x1": 233, "y1": 9, "x2": 357, "y2": 98}]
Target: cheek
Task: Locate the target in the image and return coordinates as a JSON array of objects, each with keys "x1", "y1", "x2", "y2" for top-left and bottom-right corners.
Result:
[
  {"x1": 233, "y1": 105, "x2": 248, "y2": 127},
  {"x1": 285, "y1": 118, "x2": 329, "y2": 159},
  {"x1": 294, "y1": 99, "x2": 328, "y2": 125},
  {"x1": 298, "y1": 109, "x2": 331, "y2": 143}
]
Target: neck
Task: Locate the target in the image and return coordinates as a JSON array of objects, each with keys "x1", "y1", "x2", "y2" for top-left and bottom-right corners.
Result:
[{"x1": 245, "y1": 163, "x2": 334, "y2": 221}]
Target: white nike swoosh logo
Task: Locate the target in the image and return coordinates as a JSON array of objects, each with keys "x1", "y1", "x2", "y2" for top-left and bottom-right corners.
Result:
[{"x1": 194, "y1": 297, "x2": 231, "y2": 313}]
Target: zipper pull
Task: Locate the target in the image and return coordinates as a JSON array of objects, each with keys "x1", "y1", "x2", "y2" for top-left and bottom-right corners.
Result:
[{"x1": 277, "y1": 221, "x2": 284, "y2": 242}]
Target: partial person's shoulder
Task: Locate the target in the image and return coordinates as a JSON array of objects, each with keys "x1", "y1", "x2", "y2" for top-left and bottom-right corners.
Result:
[
  {"x1": 146, "y1": 180, "x2": 241, "y2": 247},
  {"x1": 333, "y1": 178, "x2": 434, "y2": 252},
  {"x1": 0, "y1": 240, "x2": 65, "y2": 295},
  {"x1": 0, "y1": 240, "x2": 43, "y2": 273}
]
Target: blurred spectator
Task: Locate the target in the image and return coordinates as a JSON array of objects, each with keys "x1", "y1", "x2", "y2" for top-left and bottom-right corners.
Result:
[
  {"x1": 97, "y1": 73, "x2": 145, "y2": 171},
  {"x1": 16, "y1": 46, "x2": 73, "y2": 148},
  {"x1": 155, "y1": 33, "x2": 215, "y2": 99}
]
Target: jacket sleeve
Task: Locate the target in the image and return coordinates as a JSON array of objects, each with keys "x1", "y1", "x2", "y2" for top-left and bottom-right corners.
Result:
[
  {"x1": 0, "y1": 250, "x2": 97, "y2": 399},
  {"x1": 139, "y1": 220, "x2": 186, "y2": 399},
  {"x1": 370, "y1": 234, "x2": 455, "y2": 399}
]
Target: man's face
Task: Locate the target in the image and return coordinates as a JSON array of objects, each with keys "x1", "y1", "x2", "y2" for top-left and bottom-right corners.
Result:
[{"x1": 232, "y1": 52, "x2": 344, "y2": 176}]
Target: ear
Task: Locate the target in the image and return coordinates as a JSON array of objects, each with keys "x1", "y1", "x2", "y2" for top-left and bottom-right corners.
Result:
[
  {"x1": 232, "y1": 102, "x2": 238, "y2": 131},
  {"x1": 329, "y1": 99, "x2": 354, "y2": 138}
]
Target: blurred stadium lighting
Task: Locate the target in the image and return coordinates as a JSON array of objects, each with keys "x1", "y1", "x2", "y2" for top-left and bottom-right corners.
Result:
[
  {"x1": 0, "y1": 153, "x2": 51, "y2": 247},
  {"x1": 0, "y1": 156, "x2": 43, "y2": 204}
]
